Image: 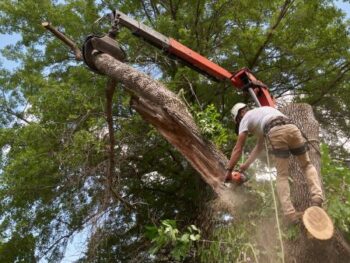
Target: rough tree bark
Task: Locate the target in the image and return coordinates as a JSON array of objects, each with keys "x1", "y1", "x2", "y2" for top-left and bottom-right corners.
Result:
[
  {"x1": 91, "y1": 53, "x2": 350, "y2": 262},
  {"x1": 281, "y1": 104, "x2": 350, "y2": 263},
  {"x1": 92, "y1": 53, "x2": 228, "y2": 194}
]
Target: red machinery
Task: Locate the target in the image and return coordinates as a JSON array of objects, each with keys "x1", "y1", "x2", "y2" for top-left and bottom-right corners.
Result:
[
  {"x1": 83, "y1": 10, "x2": 275, "y2": 107},
  {"x1": 112, "y1": 10, "x2": 275, "y2": 107},
  {"x1": 225, "y1": 171, "x2": 249, "y2": 185}
]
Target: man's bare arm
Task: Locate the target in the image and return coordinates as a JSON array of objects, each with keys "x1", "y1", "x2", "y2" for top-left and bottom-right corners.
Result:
[
  {"x1": 226, "y1": 132, "x2": 248, "y2": 171},
  {"x1": 240, "y1": 136, "x2": 264, "y2": 171}
]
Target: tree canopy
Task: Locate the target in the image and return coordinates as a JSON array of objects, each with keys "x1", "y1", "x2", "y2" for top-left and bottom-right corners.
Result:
[{"x1": 0, "y1": 0, "x2": 350, "y2": 262}]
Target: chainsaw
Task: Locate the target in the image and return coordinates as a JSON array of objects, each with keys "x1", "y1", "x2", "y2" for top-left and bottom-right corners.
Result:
[{"x1": 225, "y1": 170, "x2": 249, "y2": 185}]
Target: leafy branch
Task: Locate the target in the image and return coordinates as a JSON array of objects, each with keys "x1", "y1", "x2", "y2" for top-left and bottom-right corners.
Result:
[{"x1": 145, "y1": 219, "x2": 201, "y2": 261}]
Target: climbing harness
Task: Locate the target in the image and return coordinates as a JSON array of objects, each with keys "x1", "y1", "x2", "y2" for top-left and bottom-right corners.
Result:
[{"x1": 263, "y1": 116, "x2": 320, "y2": 158}]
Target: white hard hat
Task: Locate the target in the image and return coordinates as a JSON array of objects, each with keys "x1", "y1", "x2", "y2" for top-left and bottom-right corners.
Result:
[{"x1": 231, "y1": 103, "x2": 247, "y2": 123}]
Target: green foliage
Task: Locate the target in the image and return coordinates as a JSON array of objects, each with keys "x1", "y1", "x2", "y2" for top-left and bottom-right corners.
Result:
[
  {"x1": 321, "y1": 144, "x2": 350, "y2": 240},
  {"x1": 194, "y1": 104, "x2": 229, "y2": 147},
  {"x1": 0, "y1": 234, "x2": 36, "y2": 263},
  {"x1": 199, "y1": 224, "x2": 248, "y2": 263},
  {"x1": 145, "y1": 219, "x2": 201, "y2": 261},
  {"x1": 284, "y1": 224, "x2": 300, "y2": 241}
]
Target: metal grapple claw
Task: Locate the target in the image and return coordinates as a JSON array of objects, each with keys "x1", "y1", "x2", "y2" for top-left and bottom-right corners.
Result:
[{"x1": 82, "y1": 34, "x2": 126, "y2": 74}]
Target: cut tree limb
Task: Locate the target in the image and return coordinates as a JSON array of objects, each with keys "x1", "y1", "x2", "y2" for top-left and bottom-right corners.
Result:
[
  {"x1": 92, "y1": 52, "x2": 227, "y2": 193},
  {"x1": 42, "y1": 22, "x2": 83, "y2": 60},
  {"x1": 41, "y1": 22, "x2": 227, "y2": 193}
]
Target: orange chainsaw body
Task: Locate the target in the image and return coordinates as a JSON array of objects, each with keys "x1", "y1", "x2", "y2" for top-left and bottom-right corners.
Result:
[{"x1": 225, "y1": 171, "x2": 248, "y2": 185}]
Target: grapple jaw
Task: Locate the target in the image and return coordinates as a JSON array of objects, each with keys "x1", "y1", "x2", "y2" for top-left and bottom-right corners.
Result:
[{"x1": 82, "y1": 34, "x2": 126, "y2": 74}]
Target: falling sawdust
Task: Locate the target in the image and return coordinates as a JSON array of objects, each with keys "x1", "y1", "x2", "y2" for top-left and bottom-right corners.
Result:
[
  {"x1": 254, "y1": 217, "x2": 280, "y2": 263},
  {"x1": 216, "y1": 186, "x2": 250, "y2": 215},
  {"x1": 208, "y1": 184, "x2": 280, "y2": 263}
]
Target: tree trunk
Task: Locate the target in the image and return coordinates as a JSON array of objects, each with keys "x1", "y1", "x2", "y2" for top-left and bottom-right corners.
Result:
[
  {"x1": 281, "y1": 104, "x2": 350, "y2": 263},
  {"x1": 91, "y1": 53, "x2": 350, "y2": 262}
]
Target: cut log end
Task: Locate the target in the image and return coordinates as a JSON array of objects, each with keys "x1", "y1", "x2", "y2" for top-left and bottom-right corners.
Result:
[
  {"x1": 303, "y1": 206, "x2": 334, "y2": 240},
  {"x1": 42, "y1": 21, "x2": 50, "y2": 27}
]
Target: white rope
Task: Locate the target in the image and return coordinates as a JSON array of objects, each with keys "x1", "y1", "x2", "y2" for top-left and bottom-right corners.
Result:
[{"x1": 264, "y1": 138, "x2": 285, "y2": 263}]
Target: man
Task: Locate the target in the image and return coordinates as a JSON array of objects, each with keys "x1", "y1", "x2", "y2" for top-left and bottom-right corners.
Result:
[{"x1": 225, "y1": 103, "x2": 323, "y2": 223}]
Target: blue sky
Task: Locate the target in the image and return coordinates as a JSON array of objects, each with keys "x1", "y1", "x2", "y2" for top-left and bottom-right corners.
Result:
[
  {"x1": 337, "y1": 0, "x2": 350, "y2": 17},
  {"x1": 0, "y1": 33, "x2": 21, "y2": 70}
]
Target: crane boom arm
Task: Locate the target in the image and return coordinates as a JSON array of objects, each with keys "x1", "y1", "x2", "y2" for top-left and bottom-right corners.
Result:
[{"x1": 113, "y1": 10, "x2": 275, "y2": 107}]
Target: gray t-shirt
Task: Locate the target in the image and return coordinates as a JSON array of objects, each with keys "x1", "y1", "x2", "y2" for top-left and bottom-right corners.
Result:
[{"x1": 239, "y1": 106, "x2": 286, "y2": 137}]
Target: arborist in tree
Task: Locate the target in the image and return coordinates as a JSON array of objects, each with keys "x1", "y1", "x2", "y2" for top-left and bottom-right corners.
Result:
[{"x1": 225, "y1": 103, "x2": 324, "y2": 224}]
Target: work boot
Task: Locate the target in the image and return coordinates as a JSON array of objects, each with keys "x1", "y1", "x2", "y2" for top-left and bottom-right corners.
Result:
[
  {"x1": 311, "y1": 197, "x2": 323, "y2": 207},
  {"x1": 285, "y1": 211, "x2": 303, "y2": 225}
]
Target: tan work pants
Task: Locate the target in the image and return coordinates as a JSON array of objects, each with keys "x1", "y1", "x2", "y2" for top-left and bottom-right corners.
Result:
[{"x1": 267, "y1": 124, "x2": 323, "y2": 215}]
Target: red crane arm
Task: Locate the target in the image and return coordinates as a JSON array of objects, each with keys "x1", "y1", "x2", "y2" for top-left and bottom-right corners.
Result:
[{"x1": 113, "y1": 10, "x2": 275, "y2": 107}]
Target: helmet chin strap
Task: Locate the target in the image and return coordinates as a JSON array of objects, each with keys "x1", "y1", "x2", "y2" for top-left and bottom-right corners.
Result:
[{"x1": 236, "y1": 107, "x2": 247, "y2": 122}]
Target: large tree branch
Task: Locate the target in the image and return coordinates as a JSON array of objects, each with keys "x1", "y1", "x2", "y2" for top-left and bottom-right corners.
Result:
[
  {"x1": 104, "y1": 79, "x2": 136, "y2": 210},
  {"x1": 42, "y1": 22, "x2": 83, "y2": 61},
  {"x1": 310, "y1": 62, "x2": 350, "y2": 105},
  {"x1": 1, "y1": 106, "x2": 31, "y2": 124},
  {"x1": 92, "y1": 52, "x2": 227, "y2": 194},
  {"x1": 141, "y1": 0, "x2": 156, "y2": 27},
  {"x1": 105, "y1": 79, "x2": 116, "y2": 184},
  {"x1": 249, "y1": 0, "x2": 294, "y2": 69}
]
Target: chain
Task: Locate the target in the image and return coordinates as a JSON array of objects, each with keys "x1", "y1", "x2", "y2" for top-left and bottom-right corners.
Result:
[{"x1": 108, "y1": 12, "x2": 120, "y2": 38}]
